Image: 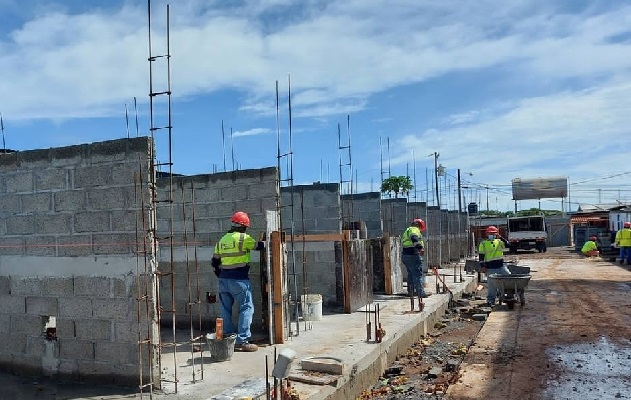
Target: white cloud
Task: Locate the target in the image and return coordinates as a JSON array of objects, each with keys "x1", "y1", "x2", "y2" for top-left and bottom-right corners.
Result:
[{"x1": 232, "y1": 127, "x2": 272, "y2": 137}]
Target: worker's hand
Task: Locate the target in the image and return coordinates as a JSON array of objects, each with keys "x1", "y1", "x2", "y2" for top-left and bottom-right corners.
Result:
[
  {"x1": 213, "y1": 266, "x2": 221, "y2": 278},
  {"x1": 419, "y1": 248, "x2": 425, "y2": 255}
]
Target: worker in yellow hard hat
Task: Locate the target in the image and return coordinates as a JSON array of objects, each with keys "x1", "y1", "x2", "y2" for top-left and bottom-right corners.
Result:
[{"x1": 615, "y1": 222, "x2": 631, "y2": 265}]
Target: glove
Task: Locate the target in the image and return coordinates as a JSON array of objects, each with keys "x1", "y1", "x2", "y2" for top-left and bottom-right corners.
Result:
[
  {"x1": 256, "y1": 241, "x2": 265, "y2": 251},
  {"x1": 213, "y1": 266, "x2": 221, "y2": 278}
]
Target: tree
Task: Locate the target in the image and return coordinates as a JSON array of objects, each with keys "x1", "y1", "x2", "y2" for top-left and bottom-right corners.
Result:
[{"x1": 381, "y1": 175, "x2": 413, "y2": 198}]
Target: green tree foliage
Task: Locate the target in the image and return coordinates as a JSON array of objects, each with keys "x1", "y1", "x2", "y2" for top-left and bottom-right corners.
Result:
[{"x1": 381, "y1": 176, "x2": 413, "y2": 198}]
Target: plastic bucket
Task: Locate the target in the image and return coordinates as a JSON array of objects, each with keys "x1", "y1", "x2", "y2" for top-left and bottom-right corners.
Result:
[
  {"x1": 301, "y1": 294, "x2": 323, "y2": 321},
  {"x1": 206, "y1": 333, "x2": 236, "y2": 362}
]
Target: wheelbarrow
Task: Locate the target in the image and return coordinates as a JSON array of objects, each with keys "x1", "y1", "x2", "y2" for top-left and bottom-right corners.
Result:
[{"x1": 487, "y1": 273, "x2": 532, "y2": 309}]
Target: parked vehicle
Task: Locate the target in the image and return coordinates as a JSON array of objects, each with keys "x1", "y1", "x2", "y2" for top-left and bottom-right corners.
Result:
[{"x1": 507, "y1": 215, "x2": 547, "y2": 253}]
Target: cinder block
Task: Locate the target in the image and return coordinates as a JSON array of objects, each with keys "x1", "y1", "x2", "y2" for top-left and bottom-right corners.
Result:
[
  {"x1": 26, "y1": 297, "x2": 58, "y2": 316},
  {"x1": 58, "y1": 297, "x2": 93, "y2": 318},
  {"x1": 24, "y1": 236, "x2": 57, "y2": 256},
  {"x1": 25, "y1": 335, "x2": 53, "y2": 356},
  {"x1": 88, "y1": 186, "x2": 135, "y2": 210},
  {"x1": 76, "y1": 360, "x2": 139, "y2": 386},
  {"x1": 0, "y1": 277, "x2": 9, "y2": 295},
  {"x1": 74, "y1": 165, "x2": 113, "y2": 188},
  {"x1": 54, "y1": 190, "x2": 87, "y2": 212},
  {"x1": 35, "y1": 214, "x2": 72, "y2": 235},
  {"x1": 50, "y1": 144, "x2": 85, "y2": 167},
  {"x1": 74, "y1": 276, "x2": 111, "y2": 297},
  {"x1": 0, "y1": 314, "x2": 10, "y2": 334},
  {"x1": 0, "y1": 194, "x2": 21, "y2": 214},
  {"x1": 0, "y1": 333, "x2": 26, "y2": 354},
  {"x1": 92, "y1": 298, "x2": 134, "y2": 320},
  {"x1": 111, "y1": 209, "x2": 147, "y2": 233},
  {"x1": 220, "y1": 185, "x2": 248, "y2": 201},
  {"x1": 57, "y1": 235, "x2": 93, "y2": 257},
  {"x1": 301, "y1": 358, "x2": 346, "y2": 375},
  {"x1": 0, "y1": 295, "x2": 25, "y2": 314},
  {"x1": 11, "y1": 277, "x2": 43, "y2": 296},
  {"x1": 93, "y1": 233, "x2": 133, "y2": 255},
  {"x1": 34, "y1": 169, "x2": 68, "y2": 191},
  {"x1": 42, "y1": 277, "x2": 74, "y2": 297},
  {"x1": 89, "y1": 139, "x2": 128, "y2": 164},
  {"x1": 95, "y1": 341, "x2": 138, "y2": 364},
  {"x1": 74, "y1": 212, "x2": 111, "y2": 233},
  {"x1": 10, "y1": 314, "x2": 42, "y2": 335},
  {"x1": 111, "y1": 163, "x2": 138, "y2": 186},
  {"x1": 55, "y1": 319, "x2": 76, "y2": 339},
  {"x1": 59, "y1": 339, "x2": 95, "y2": 360},
  {"x1": 248, "y1": 183, "x2": 278, "y2": 198},
  {"x1": 5, "y1": 215, "x2": 34, "y2": 235},
  {"x1": 4, "y1": 172, "x2": 34, "y2": 193},
  {"x1": 74, "y1": 319, "x2": 112, "y2": 341}
]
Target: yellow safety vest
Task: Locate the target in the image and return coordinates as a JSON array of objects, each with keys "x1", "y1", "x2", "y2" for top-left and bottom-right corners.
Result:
[
  {"x1": 581, "y1": 240, "x2": 597, "y2": 253},
  {"x1": 478, "y1": 239, "x2": 505, "y2": 262},
  {"x1": 615, "y1": 228, "x2": 631, "y2": 247},
  {"x1": 214, "y1": 232, "x2": 256, "y2": 269},
  {"x1": 401, "y1": 226, "x2": 424, "y2": 248}
]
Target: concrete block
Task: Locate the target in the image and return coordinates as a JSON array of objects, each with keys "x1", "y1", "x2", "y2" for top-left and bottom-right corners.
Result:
[
  {"x1": 0, "y1": 334, "x2": 26, "y2": 354},
  {"x1": 57, "y1": 235, "x2": 93, "y2": 256},
  {"x1": 189, "y1": 186, "x2": 220, "y2": 203},
  {"x1": 57, "y1": 359, "x2": 79, "y2": 377},
  {"x1": 190, "y1": 218, "x2": 221, "y2": 234},
  {"x1": 50, "y1": 144, "x2": 86, "y2": 167},
  {"x1": 0, "y1": 194, "x2": 21, "y2": 214},
  {"x1": 74, "y1": 165, "x2": 113, "y2": 188},
  {"x1": 113, "y1": 321, "x2": 147, "y2": 342},
  {"x1": 95, "y1": 341, "x2": 138, "y2": 364},
  {"x1": 5, "y1": 215, "x2": 34, "y2": 235},
  {"x1": 74, "y1": 276, "x2": 111, "y2": 297},
  {"x1": 4, "y1": 172, "x2": 34, "y2": 193},
  {"x1": 112, "y1": 209, "x2": 147, "y2": 233},
  {"x1": 26, "y1": 296, "x2": 59, "y2": 315},
  {"x1": 54, "y1": 190, "x2": 87, "y2": 212},
  {"x1": 89, "y1": 139, "x2": 129, "y2": 163},
  {"x1": 42, "y1": 277, "x2": 74, "y2": 297},
  {"x1": 301, "y1": 357, "x2": 346, "y2": 375},
  {"x1": 0, "y1": 314, "x2": 10, "y2": 334},
  {"x1": 0, "y1": 295, "x2": 26, "y2": 314},
  {"x1": 111, "y1": 163, "x2": 138, "y2": 186},
  {"x1": 88, "y1": 186, "x2": 135, "y2": 210},
  {"x1": 74, "y1": 319, "x2": 112, "y2": 341},
  {"x1": 93, "y1": 233, "x2": 133, "y2": 254},
  {"x1": 24, "y1": 236, "x2": 57, "y2": 256},
  {"x1": 25, "y1": 335, "x2": 53, "y2": 356},
  {"x1": 74, "y1": 211, "x2": 111, "y2": 233},
  {"x1": 10, "y1": 314, "x2": 42, "y2": 335},
  {"x1": 92, "y1": 298, "x2": 134, "y2": 320},
  {"x1": 59, "y1": 339, "x2": 95, "y2": 360},
  {"x1": 34, "y1": 169, "x2": 68, "y2": 191},
  {"x1": 58, "y1": 297, "x2": 93, "y2": 318},
  {"x1": 0, "y1": 276, "x2": 10, "y2": 295},
  {"x1": 55, "y1": 319, "x2": 76, "y2": 339},
  {"x1": 207, "y1": 201, "x2": 238, "y2": 218},
  {"x1": 248, "y1": 183, "x2": 278, "y2": 198},
  {"x1": 35, "y1": 214, "x2": 72, "y2": 235},
  {"x1": 11, "y1": 277, "x2": 43, "y2": 296},
  {"x1": 76, "y1": 360, "x2": 140, "y2": 386}
]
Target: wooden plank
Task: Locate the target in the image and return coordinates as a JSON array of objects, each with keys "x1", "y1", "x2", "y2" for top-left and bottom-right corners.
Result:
[
  {"x1": 287, "y1": 371, "x2": 339, "y2": 386},
  {"x1": 383, "y1": 237, "x2": 393, "y2": 295},
  {"x1": 271, "y1": 231, "x2": 284, "y2": 344},
  {"x1": 288, "y1": 233, "x2": 344, "y2": 242}
]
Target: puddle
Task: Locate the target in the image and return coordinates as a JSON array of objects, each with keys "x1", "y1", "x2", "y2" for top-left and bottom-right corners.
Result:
[{"x1": 543, "y1": 336, "x2": 631, "y2": 399}]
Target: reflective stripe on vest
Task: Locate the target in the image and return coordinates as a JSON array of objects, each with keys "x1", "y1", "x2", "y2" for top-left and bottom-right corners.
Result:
[
  {"x1": 401, "y1": 226, "x2": 422, "y2": 248},
  {"x1": 215, "y1": 232, "x2": 252, "y2": 270},
  {"x1": 478, "y1": 239, "x2": 504, "y2": 262}
]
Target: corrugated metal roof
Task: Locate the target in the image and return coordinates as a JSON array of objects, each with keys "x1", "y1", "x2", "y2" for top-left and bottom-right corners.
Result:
[{"x1": 571, "y1": 216, "x2": 609, "y2": 223}]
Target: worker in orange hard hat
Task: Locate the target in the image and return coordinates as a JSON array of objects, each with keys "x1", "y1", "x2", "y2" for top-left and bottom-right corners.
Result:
[
  {"x1": 401, "y1": 218, "x2": 430, "y2": 310},
  {"x1": 211, "y1": 211, "x2": 264, "y2": 352},
  {"x1": 615, "y1": 222, "x2": 631, "y2": 265},
  {"x1": 581, "y1": 236, "x2": 600, "y2": 257},
  {"x1": 478, "y1": 225, "x2": 510, "y2": 307}
]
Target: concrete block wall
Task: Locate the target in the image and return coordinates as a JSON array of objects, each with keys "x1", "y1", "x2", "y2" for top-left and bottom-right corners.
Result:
[
  {"x1": 381, "y1": 198, "x2": 408, "y2": 238},
  {"x1": 286, "y1": 241, "x2": 338, "y2": 306},
  {"x1": 0, "y1": 137, "x2": 159, "y2": 386},
  {"x1": 280, "y1": 183, "x2": 341, "y2": 234},
  {"x1": 341, "y1": 192, "x2": 383, "y2": 238},
  {"x1": 155, "y1": 167, "x2": 279, "y2": 331}
]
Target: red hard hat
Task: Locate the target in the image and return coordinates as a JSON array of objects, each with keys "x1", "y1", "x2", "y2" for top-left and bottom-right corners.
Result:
[
  {"x1": 485, "y1": 225, "x2": 499, "y2": 235},
  {"x1": 231, "y1": 211, "x2": 250, "y2": 227},
  {"x1": 412, "y1": 218, "x2": 426, "y2": 232},
  {"x1": 589, "y1": 236, "x2": 597, "y2": 241},
  {"x1": 624, "y1": 222, "x2": 631, "y2": 228}
]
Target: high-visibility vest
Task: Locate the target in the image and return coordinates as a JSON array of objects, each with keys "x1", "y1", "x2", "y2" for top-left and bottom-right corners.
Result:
[
  {"x1": 214, "y1": 231, "x2": 256, "y2": 269},
  {"x1": 401, "y1": 226, "x2": 424, "y2": 248},
  {"x1": 581, "y1": 240, "x2": 597, "y2": 253},
  {"x1": 478, "y1": 239, "x2": 505, "y2": 262},
  {"x1": 615, "y1": 228, "x2": 631, "y2": 247}
]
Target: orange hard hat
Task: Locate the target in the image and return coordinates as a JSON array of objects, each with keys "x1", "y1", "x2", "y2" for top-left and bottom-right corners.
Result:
[
  {"x1": 485, "y1": 225, "x2": 499, "y2": 235},
  {"x1": 624, "y1": 222, "x2": 631, "y2": 228},
  {"x1": 412, "y1": 218, "x2": 426, "y2": 232},
  {"x1": 231, "y1": 211, "x2": 250, "y2": 227}
]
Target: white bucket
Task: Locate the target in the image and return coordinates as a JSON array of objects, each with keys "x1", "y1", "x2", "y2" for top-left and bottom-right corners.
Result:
[{"x1": 301, "y1": 294, "x2": 323, "y2": 321}]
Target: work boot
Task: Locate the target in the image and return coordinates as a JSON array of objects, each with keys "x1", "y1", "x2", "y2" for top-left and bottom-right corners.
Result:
[{"x1": 235, "y1": 342, "x2": 258, "y2": 352}]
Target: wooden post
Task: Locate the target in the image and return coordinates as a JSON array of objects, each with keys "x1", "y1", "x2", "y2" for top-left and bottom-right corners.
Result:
[{"x1": 271, "y1": 231, "x2": 284, "y2": 344}]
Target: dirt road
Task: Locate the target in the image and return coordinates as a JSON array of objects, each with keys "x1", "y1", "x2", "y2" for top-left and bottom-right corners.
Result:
[{"x1": 447, "y1": 248, "x2": 631, "y2": 400}]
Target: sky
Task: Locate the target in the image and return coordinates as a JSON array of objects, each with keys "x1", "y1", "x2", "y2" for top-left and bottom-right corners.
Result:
[{"x1": 1, "y1": 0, "x2": 631, "y2": 212}]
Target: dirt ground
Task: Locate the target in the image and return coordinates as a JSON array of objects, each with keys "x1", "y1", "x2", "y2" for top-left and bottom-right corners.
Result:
[{"x1": 359, "y1": 247, "x2": 631, "y2": 400}]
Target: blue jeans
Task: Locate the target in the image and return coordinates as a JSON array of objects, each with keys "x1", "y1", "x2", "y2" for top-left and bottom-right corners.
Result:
[
  {"x1": 402, "y1": 254, "x2": 426, "y2": 297},
  {"x1": 620, "y1": 247, "x2": 631, "y2": 263},
  {"x1": 218, "y1": 278, "x2": 254, "y2": 345},
  {"x1": 486, "y1": 265, "x2": 511, "y2": 304}
]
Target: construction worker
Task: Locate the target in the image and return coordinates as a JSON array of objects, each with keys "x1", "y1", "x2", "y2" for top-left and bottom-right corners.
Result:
[
  {"x1": 615, "y1": 222, "x2": 631, "y2": 265},
  {"x1": 478, "y1": 226, "x2": 511, "y2": 307},
  {"x1": 581, "y1": 236, "x2": 600, "y2": 257},
  {"x1": 212, "y1": 211, "x2": 264, "y2": 352},
  {"x1": 401, "y1": 218, "x2": 430, "y2": 303}
]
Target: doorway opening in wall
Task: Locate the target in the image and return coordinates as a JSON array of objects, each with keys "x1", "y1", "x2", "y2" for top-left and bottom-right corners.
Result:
[{"x1": 43, "y1": 316, "x2": 57, "y2": 341}]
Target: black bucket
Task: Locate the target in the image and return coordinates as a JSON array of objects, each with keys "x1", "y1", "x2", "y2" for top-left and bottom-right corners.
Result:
[{"x1": 206, "y1": 333, "x2": 237, "y2": 362}]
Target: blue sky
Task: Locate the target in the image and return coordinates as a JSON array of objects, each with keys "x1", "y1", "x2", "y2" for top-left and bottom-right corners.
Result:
[{"x1": 1, "y1": 0, "x2": 631, "y2": 212}]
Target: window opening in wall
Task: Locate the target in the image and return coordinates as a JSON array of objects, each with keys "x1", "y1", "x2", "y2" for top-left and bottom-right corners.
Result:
[{"x1": 43, "y1": 316, "x2": 57, "y2": 341}]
